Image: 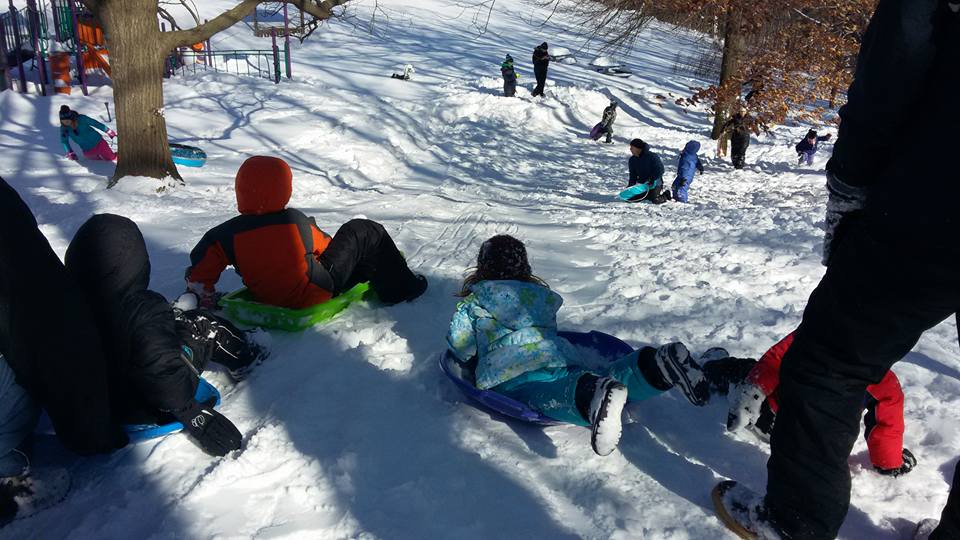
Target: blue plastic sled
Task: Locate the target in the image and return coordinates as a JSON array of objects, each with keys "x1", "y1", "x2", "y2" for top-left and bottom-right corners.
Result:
[
  {"x1": 440, "y1": 330, "x2": 634, "y2": 425},
  {"x1": 123, "y1": 378, "x2": 221, "y2": 443},
  {"x1": 618, "y1": 180, "x2": 662, "y2": 203},
  {"x1": 170, "y1": 143, "x2": 207, "y2": 168}
]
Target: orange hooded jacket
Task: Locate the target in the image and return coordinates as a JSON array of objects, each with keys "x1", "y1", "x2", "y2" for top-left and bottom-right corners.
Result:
[{"x1": 186, "y1": 156, "x2": 333, "y2": 308}]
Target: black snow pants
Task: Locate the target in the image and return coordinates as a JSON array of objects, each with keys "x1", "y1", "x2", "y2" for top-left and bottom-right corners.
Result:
[
  {"x1": 317, "y1": 219, "x2": 425, "y2": 304},
  {"x1": 504, "y1": 78, "x2": 516, "y2": 97},
  {"x1": 731, "y1": 132, "x2": 749, "y2": 169},
  {"x1": 765, "y1": 220, "x2": 959, "y2": 539},
  {"x1": 0, "y1": 179, "x2": 126, "y2": 455},
  {"x1": 532, "y1": 65, "x2": 547, "y2": 97}
]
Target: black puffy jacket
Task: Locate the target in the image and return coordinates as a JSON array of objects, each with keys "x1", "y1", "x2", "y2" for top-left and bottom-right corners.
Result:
[
  {"x1": 65, "y1": 214, "x2": 199, "y2": 422},
  {"x1": 827, "y1": 0, "x2": 959, "y2": 245}
]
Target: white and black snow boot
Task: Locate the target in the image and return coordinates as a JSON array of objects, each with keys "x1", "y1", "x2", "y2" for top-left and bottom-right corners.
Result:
[
  {"x1": 589, "y1": 377, "x2": 629, "y2": 456},
  {"x1": 712, "y1": 480, "x2": 784, "y2": 539},
  {"x1": 0, "y1": 467, "x2": 70, "y2": 525},
  {"x1": 655, "y1": 343, "x2": 710, "y2": 406},
  {"x1": 228, "y1": 328, "x2": 271, "y2": 382}
]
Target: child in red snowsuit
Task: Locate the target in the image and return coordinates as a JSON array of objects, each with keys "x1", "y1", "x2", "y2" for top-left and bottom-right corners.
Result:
[{"x1": 724, "y1": 332, "x2": 915, "y2": 476}]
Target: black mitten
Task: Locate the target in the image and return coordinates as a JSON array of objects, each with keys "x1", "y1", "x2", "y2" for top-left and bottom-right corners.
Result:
[
  {"x1": 875, "y1": 448, "x2": 917, "y2": 477},
  {"x1": 172, "y1": 400, "x2": 242, "y2": 457}
]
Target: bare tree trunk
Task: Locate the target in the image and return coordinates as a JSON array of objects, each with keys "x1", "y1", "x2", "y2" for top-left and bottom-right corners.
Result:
[
  {"x1": 711, "y1": 3, "x2": 745, "y2": 140},
  {"x1": 97, "y1": 0, "x2": 181, "y2": 186}
]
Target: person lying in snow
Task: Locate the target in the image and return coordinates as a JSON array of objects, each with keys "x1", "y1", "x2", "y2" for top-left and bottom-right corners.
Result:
[
  {"x1": 716, "y1": 332, "x2": 916, "y2": 476},
  {"x1": 58, "y1": 105, "x2": 116, "y2": 162},
  {"x1": 446, "y1": 234, "x2": 718, "y2": 456},
  {"x1": 391, "y1": 64, "x2": 415, "y2": 80},
  {"x1": 626, "y1": 138, "x2": 671, "y2": 204},
  {"x1": 795, "y1": 129, "x2": 832, "y2": 166},
  {"x1": 186, "y1": 156, "x2": 427, "y2": 310},
  {"x1": 670, "y1": 140, "x2": 705, "y2": 203}
]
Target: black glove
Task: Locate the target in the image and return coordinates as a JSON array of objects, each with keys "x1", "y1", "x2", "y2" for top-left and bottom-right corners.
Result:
[
  {"x1": 822, "y1": 171, "x2": 867, "y2": 266},
  {"x1": 875, "y1": 448, "x2": 917, "y2": 477},
  {"x1": 172, "y1": 399, "x2": 242, "y2": 457}
]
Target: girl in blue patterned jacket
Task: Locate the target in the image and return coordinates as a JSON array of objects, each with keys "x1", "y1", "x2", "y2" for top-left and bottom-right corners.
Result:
[{"x1": 446, "y1": 235, "x2": 712, "y2": 456}]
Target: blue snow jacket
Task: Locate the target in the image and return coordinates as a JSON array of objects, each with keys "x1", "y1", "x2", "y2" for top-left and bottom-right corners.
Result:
[
  {"x1": 795, "y1": 135, "x2": 831, "y2": 156},
  {"x1": 675, "y1": 141, "x2": 703, "y2": 181},
  {"x1": 628, "y1": 142, "x2": 664, "y2": 188},
  {"x1": 60, "y1": 114, "x2": 108, "y2": 153},
  {"x1": 446, "y1": 280, "x2": 579, "y2": 390}
]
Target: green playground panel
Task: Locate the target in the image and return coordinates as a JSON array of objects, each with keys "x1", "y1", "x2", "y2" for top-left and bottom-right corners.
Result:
[{"x1": 219, "y1": 282, "x2": 372, "y2": 331}]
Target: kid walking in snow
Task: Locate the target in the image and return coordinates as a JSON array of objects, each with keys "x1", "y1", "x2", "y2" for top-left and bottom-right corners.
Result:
[
  {"x1": 591, "y1": 101, "x2": 617, "y2": 143},
  {"x1": 718, "y1": 332, "x2": 916, "y2": 476},
  {"x1": 58, "y1": 105, "x2": 117, "y2": 162},
  {"x1": 794, "y1": 129, "x2": 832, "y2": 165},
  {"x1": 671, "y1": 140, "x2": 704, "y2": 203},
  {"x1": 446, "y1": 235, "x2": 714, "y2": 456}
]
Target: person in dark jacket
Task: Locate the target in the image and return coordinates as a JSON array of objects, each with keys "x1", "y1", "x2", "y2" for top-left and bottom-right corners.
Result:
[
  {"x1": 714, "y1": 1, "x2": 960, "y2": 539},
  {"x1": 500, "y1": 55, "x2": 518, "y2": 97},
  {"x1": 186, "y1": 156, "x2": 427, "y2": 310},
  {"x1": 531, "y1": 42, "x2": 550, "y2": 97},
  {"x1": 626, "y1": 139, "x2": 669, "y2": 204},
  {"x1": 64, "y1": 214, "x2": 268, "y2": 458},
  {"x1": 721, "y1": 110, "x2": 750, "y2": 169},
  {"x1": 795, "y1": 129, "x2": 832, "y2": 166},
  {"x1": 592, "y1": 101, "x2": 617, "y2": 143},
  {"x1": 671, "y1": 140, "x2": 704, "y2": 203}
]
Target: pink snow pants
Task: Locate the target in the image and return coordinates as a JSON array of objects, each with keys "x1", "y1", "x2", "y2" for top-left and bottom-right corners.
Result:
[{"x1": 83, "y1": 139, "x2": 117, "y2": 161}]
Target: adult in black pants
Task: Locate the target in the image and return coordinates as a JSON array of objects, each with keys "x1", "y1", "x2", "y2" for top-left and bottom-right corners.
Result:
[
  {"x1": 722, "y1": 110, "x2": 750, "y2": 169},
  {"x1": 719, "y1": 1, "x2": 960, "y2": 538},
  {"x1": 531, "y1": 42, "x2": 550, "y2": 97}
]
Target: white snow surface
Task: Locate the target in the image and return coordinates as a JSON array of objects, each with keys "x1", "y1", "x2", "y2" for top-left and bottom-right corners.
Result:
[{"x1": 1, "y1": 0, "x2": 959, "y2": 538}]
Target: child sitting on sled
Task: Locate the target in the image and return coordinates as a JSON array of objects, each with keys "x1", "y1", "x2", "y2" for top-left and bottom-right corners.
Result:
[
  {"x1": 714, "y1": 331, "x2": 915, "y2": 476},
  {"x1": 446, "y1": 234, "x2": 716, "y2": 456}
]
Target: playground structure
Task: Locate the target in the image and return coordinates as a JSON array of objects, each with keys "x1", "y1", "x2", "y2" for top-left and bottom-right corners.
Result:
[{"x1": 1, "y1": 0, "x2": 296, "y2": 96}]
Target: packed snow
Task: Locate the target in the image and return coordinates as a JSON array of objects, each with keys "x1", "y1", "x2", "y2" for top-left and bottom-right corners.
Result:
[{"x1": 1, "y1": 0, "x2": 958, "y2": 538}]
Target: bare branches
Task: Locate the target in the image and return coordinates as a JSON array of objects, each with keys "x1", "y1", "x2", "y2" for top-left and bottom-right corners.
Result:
[{"x1": 163, "y1": 0, "x2": 350, "y2": 50}]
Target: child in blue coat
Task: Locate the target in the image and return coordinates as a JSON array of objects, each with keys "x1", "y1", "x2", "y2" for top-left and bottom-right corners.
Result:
[
  {"x1": 447, "y1": 235, "x2": 713, "y2": 456},
  {"x1": 795, "y1": 129, "x2": 831, "y2": 166},
  {"x1": 671, "y1": 140, "x2": 704, "y2": 203}
]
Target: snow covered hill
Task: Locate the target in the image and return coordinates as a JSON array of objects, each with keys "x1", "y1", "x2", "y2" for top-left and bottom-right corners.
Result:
[{"x1": 1, "y1": 0, "x2": 957, "y2": 538}]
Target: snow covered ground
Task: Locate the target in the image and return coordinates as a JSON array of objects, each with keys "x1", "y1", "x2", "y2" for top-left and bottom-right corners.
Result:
[{"x1": 1, "y1": 0, "x2": 958, "y2": 538}]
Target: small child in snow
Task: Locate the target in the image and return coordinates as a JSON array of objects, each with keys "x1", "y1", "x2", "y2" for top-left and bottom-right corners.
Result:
[
  {"x1": 671, "y1": 140, "x2": 704, "y2": 203},
  {"x1": 391, "y1": 64, "x2": 415, "y2": 81},
  {"x1": 591, "y1": 101, "x2": 617, "y2": 143},
  {"x1": 59, "y1": 105, "x2": 117, "y2": 162},
  {"x1": 500, "y1": 54, "x2": 518, "y2": 97},
  {"x1": 794, "y1": 129, "x2": 831, "y2": 166},
  {"x1": 715, "y1": 332, "x2": 916, "y2": 476},
  {"x1": 446, "y1": 234, "x2": 716, "y2": 456}
]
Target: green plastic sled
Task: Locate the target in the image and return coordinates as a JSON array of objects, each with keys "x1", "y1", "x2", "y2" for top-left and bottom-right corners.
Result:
[{"x1": 219, "y1": 282, "x2": 372, "y2": 331}]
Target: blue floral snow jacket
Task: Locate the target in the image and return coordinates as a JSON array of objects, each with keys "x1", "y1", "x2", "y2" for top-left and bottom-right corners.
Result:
[
  {"x1": 60, "y1": 114, "x2": 108, "y2": 153},
  {"x1": 446, "y1": 280, "x2": 578, "y2": 390}
]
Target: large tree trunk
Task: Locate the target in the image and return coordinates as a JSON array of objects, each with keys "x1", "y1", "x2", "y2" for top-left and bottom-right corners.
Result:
[
  {"x1": 96, "y1": 0, "x2": 181, "y2": 186},
  {"x1": 710, "y1": 3, "x2": 746, "y2": 140}
]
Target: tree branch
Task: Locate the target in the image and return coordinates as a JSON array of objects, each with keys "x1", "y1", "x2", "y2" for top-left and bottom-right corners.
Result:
[{"x1": 164, "y1": 0, "x2": 349, "y2": 50}]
